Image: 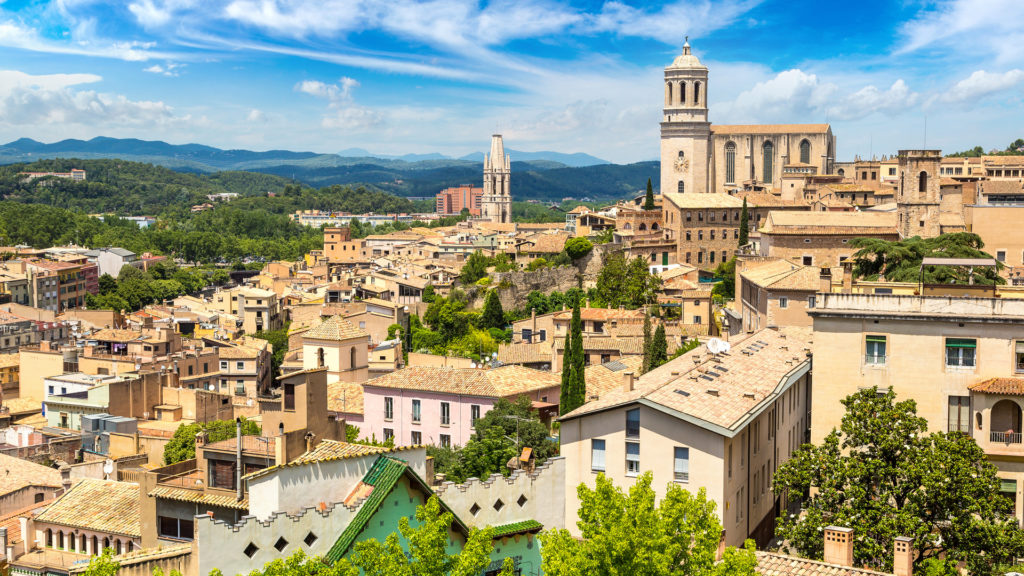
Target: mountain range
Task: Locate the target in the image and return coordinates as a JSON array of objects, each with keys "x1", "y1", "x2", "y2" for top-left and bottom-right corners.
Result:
[{"x1": 0, "y1": 137, "x2": 656, "y2": 201}]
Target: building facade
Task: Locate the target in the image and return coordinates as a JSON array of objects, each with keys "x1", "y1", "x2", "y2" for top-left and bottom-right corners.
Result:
[
  {"x1": 435, "y1": 186, "x2": 483, "y2": 216},
  {"x1": 480, "y1": 135, "x2": 511, "y2": 224}
]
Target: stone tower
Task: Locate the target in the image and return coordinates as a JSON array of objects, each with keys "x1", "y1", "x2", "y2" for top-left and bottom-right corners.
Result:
[
  {"x1": 660, "y1": 39, "x2": 712, "y2": 196},
  {"x1": 895, "y1": 149, "x2": 941, "y2": 238},
  {"x1": 481, "y1": 134, "x2": 511, "y2": 224}
]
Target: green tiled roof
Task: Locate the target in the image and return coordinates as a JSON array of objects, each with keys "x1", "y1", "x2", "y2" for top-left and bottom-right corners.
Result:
[
  {"x1": 489, "y1": 520, "x2": 543, "y2": 538},
  {"x1": 324, "y1": 456, "x2": 406, "y2": 564}
]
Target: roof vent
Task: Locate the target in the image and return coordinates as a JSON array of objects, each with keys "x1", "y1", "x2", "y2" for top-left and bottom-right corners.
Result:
[
  {"x1": 706, "y1": 389, "x2": 719, "y2": 396},
  {"x1": 670, "y1": 371, "x2": 680, "y2": 376},
  {"x1": 674, "y1": 389, "x2": 690, "y2": 397},
  {"x1": 743, "y1": 392, "x2": 756, "y2": 399}
]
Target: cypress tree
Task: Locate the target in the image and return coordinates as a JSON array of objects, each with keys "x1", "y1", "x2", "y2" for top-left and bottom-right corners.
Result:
[
  {"x1": 481, "y1": 290, "x2": 504, "y2": 330},
  {"x1": 559, "y1": 317, "x2": 576, "y2": 413},
  {"x1": 739, "y1": 197, "x2": 749, "y2": 247},
  {"x1": 641, "y1": 312, "x2": 652, "y2": 374},
  {"x1": 560, "y1": 298, "x2": 586, "y2": 415},
  {"x1": 643, "y1": 178, "x2": 656, "y2": 210},
  {"x1": 650, "y1": 324, "x2": 668, "y2": 369}
]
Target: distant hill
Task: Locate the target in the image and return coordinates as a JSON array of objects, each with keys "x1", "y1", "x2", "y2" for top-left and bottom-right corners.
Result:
[{"x1": 0, "y1": 137, "x2": 654, "y2": 201}]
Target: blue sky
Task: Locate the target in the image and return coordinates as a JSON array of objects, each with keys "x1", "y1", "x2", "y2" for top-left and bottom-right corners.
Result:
[{"x1": 0, "y1": 0, "x2": 1022, "y2": 163}]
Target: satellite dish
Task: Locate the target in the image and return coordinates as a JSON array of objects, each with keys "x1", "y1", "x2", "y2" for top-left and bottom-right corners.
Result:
[
  {"x1": 102, "y1": 459, "x2": 113, "y2": 479},
  {"x1": 208, "y1": 384, "x2": 216, "y2": 391},
  {"x1": 470, "y1": 362, "x2": 477, "y2": 369},
  {"x1": 705, "y1": 338, "x2": 731, "y2": 355}
]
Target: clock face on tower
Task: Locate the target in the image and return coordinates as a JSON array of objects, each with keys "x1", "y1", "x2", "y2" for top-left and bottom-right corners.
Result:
[{"x1": 674, "y1": 155, "x2": 689, "y2": 173}]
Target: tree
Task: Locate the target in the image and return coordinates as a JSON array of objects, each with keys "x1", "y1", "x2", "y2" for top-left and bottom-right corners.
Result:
[
  {"x1": 539, "y1": 472, "x2": 757, "y2": 576},
  {"x1": 81, "y1": 548, "x2": 120, "y2": 576},
  {"x1": 98, "y1": 273, "x2": 117, "y2": 295},
  {"x1": 594, "y1": 252, "x2": 660, "y2": 309},
  {"x1": 421, "y1": 284, "x2": 436, "y2": 303},
  {"x1": 459, "y1": 250, "x2": 490, "y2": 285},
  {"x1": 641, "y1": 312, "x2": 653, "y2": 374},
  {"x1": 253, "y1": 323, "x2": 290, "y2": 379},
  {"x1": 738, "y1": 197, "x2": 749, "y2": 246},
  {"x1": 480, "y1": 290, "x2": 505, "y2": 330},
  {"x1": 564, "y1": 237, "x2": 593, "y2": 260},
  {"x1": 650, "y1": 324, "x2": 668, "y2": 369},
  {"x1": 850, "y1": 233, "x2": 1004, "y2": 285},
  {"x1": 215, "y1": 550, "x2": 354, "y2": 576},
  {"x1": 346, "y1": 496, "x2": 513, "y2": 576},
  {"x1": 643, "y1": 177, "x2": 656, "y2": 210},
  {"x1": 560, "y1": 299, "x2": 586, "y2": 415},
  {"x1": 163, "y1": 418, "x2": 261, "y2": 464},
  {"x1": 773, "y1": 388, "x2": 1024, "y2": 576},
  {"x1": 711, "y1": 257, "x2": 736, "y2": 301}
]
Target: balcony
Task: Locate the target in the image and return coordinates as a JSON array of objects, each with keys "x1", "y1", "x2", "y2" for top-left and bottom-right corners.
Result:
[{"x1": 991, "y1": 431, "x2": 1023, "y2": 444}]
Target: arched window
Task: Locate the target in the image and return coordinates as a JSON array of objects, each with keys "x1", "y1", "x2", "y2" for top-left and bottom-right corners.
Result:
[
  {"x1": 677, "y1": 181, "x2": 685, "y2": 194},
  {"x1": 838, "y1": 168, "x2": 845, "y2": 177},
  {"x1": 115, "y1": 540, "x2": 122, "y2": 555},
  {"x1": 694, "y1": 81, "x2": 702, "y2": 105},
  {"x1": 92, "y1": 536, "x2": 99, "y2": 555},
  {"x1": 992, "y1": 400, "x2": 1022, "y2": 435},
  {"x1": 80, "y1": 534, "x2": 86, "y2": 552},
  {"x1": 666, "y1": 82, "x2": 673, "y2": 107},
  {"x1": 350, "y1": 347, "x2": 357, "y2": 369},
  {"x1": 918, "y1": 171, "x2": 928, "y2": 196},
  {"x1": 762, "y1": 141, "x2": 774, "y2": 184},
  {"x1": 317, "y1": 347, "x2": 325, "y2": 368},
  {"x1": 799, "y1": 139, "x2": 811, "y2": 164},
  {"x1": 725, "y1": 142, "x2": 736, "y2": 184},
  {"x1": 651, "y1": 222, "x2": 659, "y2": 231},
  {"x1": 58, "y1": 531, "x2": 64, "y2": 549},
  {"x1": 103, "y1": 537, "x2": 110, "y2": 551},
  {"x1": 639, "y1": 223, "x2": 647, "y2": 231},
  {"x1": 46, "y1": 529, "x2": 53, "y2": 547},
  {"x1": 679, "y1": 81, "x2": 686, "y2": 105}
]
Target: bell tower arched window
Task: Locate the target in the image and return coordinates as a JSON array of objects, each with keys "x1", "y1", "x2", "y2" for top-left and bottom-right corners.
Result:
[
  {"x1": 799, "y1": 139, "x2": 811, "y2": 164},
  {"x1": 677, "y1": 181, "x2": 685, "y2": 194},
  {"x1": 918, "y1": 171, "x2": 928, "y2": 197},
  {"x1": 762, "y1": 141, "x2": 774, "y2": 184},
  {"x1": 725, "y1": 142, "x2": 736, "y2": 184},
  {"x1": 679, "y1": 81, "x2": 687, "y2": 105},
  {"x1": 694, "y1": 81, "x2": 702, "y2": 106},
  {"x1": 666, "y1": 82, "x2": 673, "y2": 107}
]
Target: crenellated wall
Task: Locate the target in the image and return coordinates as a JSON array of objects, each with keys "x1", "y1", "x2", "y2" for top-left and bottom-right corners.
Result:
[
  {"x1": 195, "y1": 500, "x2": 362, "y2": 576},
  {"x1": 433, "y1": 456, "x2": 565, "y2": 531}
]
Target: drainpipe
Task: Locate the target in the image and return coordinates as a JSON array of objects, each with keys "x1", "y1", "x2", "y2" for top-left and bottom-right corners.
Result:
[{"x1": 235, "y1": 418, "x2": 243, "y2": 502}]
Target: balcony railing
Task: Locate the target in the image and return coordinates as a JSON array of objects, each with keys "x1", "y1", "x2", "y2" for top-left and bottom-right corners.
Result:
[
  {"x1": 864, "y1": 354, "x2": 887, "y2": 366},
  {"x1": 991, "y1": 431, "x2": 1023, "y2": 444}
]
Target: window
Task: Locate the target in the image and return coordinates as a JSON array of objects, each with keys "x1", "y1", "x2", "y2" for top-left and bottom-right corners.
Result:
[
  {"x1": 698, "y1": 230, "x2": 703, "y2": 241},
  {"x1": 283, "y1": 383, "x2": 295, "y2": 411},
  {"x1": 678, "y1": 181, "x2": 685, "y2": 194},
  {"x1": 384, "y1": 397, "x2": 394, "y2": 420},
  {"x1": 685, "y1": 231, "x2": 691, "y2": 241},
  {"x1": 626, "y1": 408, "x2": 640, "y2": 438},
  {"x1": 945, "y1": 338, "x2": 976, "y2": 368},
  {"x1": 158, "y1": 516, "x2": 194, "y2": 540},
  {"x1": 383, "y1": 428, "x2": 394, "y2": 441},
  {"x1": 412, "y1": 399, "x2": 422, "y2": 423},
  {"x1": 440, "y1": 434, "x2": 451, "y2": 448},
  {"x1": 236, "y1": 361, "x2": 244, "y2": 370},
  {"x1": 693, "y1": 315, "x2": 702, "y2": 324},
  {"x1": 997, "y1": 250, "x2": 1007, "y2": 262},
  {"x1": 727, "y1": 443, "x2": 733, "y2": 478},
  {"x1": 725, "y1": 142, "x2": 736, "y2": 183},
  {"x1": 440, "y1": 402, "x2": 451, "y2": 425},
  {"x1": 1000, "y1": 479, "x2": 1017, "y2": 516},
  {"x1": 411, "y1": 431, "x2": 421, "y2": 444},
  {"x1": 591, "y1": 439, "x2": 606, "y2": 472},
  {"x1": 802, "y1": 256, "x2": 813, "y2": 266},
  {"x1": 686, "y1": 212, "x2": 692, "y2": 222},
  {"x1": 865, "y1": 335, "x2": 886, "y2": 364},
  {"x1": 808, "y1": 296, "x2": 816, "y2": 309},
  {"x1": 1016, "y1": 341, "x2": 1024, "y2": 373},
  {"x1": 799, "y1": 139, "x2": 810, "y2": 164},
  {"x1": 471, "y1": 405, "x2": 481, "y2": 426},
  {"x1": 673, "y1": 447, "x2": 689, "y2": 482},
  {"x1": 220, "y1": 361, "x2": 228, "y2": 370},
  {"x1": 948, "y1": 396, "x2": 970, "y2": 433},
  {"x1": 710, "y1": 251, "x2": 716, "y2": 264},
  {"x1": 735, "y1": 488, "x2": 744, "y2": 522},
  {"x1": 625, "y1": 442, "x2": 640, "y2": 477},
  {"x1": 762, "y1": 141, "x2": 774, "y2": 183},
  {"x1": 778, "y1": 297, "x2": 788, "y2": 309}
]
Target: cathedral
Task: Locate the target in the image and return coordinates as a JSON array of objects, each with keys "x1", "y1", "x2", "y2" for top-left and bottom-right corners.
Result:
[
  {"x1": 660, "y1": 41, "x2": 837, "y2": 195},
  {"x1": 481, "y1": 134, "x2": 511, "y2": 224}
]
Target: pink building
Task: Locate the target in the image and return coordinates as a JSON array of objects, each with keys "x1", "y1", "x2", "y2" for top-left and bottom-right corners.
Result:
[{"x1": 361, "y1": 365, "x2": 561, "y2": 448}]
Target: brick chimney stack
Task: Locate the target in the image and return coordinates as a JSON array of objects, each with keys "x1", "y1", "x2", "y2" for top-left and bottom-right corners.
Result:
[
  {"x1": 823, "y1": 526, "x2": 854, "y2": 567},
  {"x1": 623, "y1": 371, "x2": 635, "y2": 392}
]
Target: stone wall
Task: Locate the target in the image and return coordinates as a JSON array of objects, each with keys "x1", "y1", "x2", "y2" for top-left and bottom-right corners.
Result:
[{"x1": 433, "y1": 456, "x2": 565, "y2": 531}]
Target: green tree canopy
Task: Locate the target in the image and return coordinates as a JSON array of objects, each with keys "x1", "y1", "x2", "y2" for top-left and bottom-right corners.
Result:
[
  {"x1": 773, "y1": 388, "x2": 1024, "y2": 575},
  {"x1": 539, "y1": 472, "x2": 757, "y2": 576},
  {"x1": 641, "y1": 312, "x2": 653, "y2": 375},
  {"x1": 564, "y1": 237, "x2": 594, "y2": 260},
  {"x1": 163, "y1": 418, "x2": 261, "y2": 464},
  {"x1": 711, "y1": 257, "x2": 736, "y2": 301},
  {"x1": 559, "y1": 298, "x2": 586, "y2": 415},
  {"x1": 649, "y1": 324, "x2": 668, "y2": 369},
  {"x1": 849, "y1": 233, "x2": 1004, "y2": 284},
  {"x1": 738, "y1": 198, "x2": 749, "y2": 246},
  {"x1": 459, "y1": 250, "x2": 491, "y2": 285},
  {"x1": 594, "y1": 252, "x2": 661, "y2": 309},
  {"x1": 643, "y1": 177, "x2": 656, "y2": 210},
  {"x1": 480, "y1": 290, "x2": 505, "y2": 331}
]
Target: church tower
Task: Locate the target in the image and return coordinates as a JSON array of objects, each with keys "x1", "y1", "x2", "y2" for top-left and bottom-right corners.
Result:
[
  {"x1": 660, "y1": 40, "x2": 712, "y2": 196},
  {"x1": 481, "y1": 134, "x2": 511, "y2": 224},
  {"x1": 895, "y1": 149, "x2": 941, "y2": 238}
]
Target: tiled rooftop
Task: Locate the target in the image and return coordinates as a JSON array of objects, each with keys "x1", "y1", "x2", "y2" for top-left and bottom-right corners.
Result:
[
  {"x1": 35, "y1": 478, "x2": 141, "y2": 537},
  {"x1": 755, "y1": 552, "x2": 893, "y2": 576},
  {"x1": 364, "y1": 365, "x2": 560, "y2": 397},
  {"x1": 742, "y1": 259, "x2": 821, "y2": 291},
  {"x1": 0, "y1": 453, "x2": 62, "y2": 496},
  {"x1": 304, "y1": 315, "x2": 368, "y2": 342},
  {"x1": 711, "y1": 123, "x2": 831, "y2": 135},
  {"x1": 328, "y1": 380, "x2": 364, "y2": 414},
  {"x1": 760, "y1": 211, "x2": 898, "y2": 236},
  {"x1": 970, "y1": 377, "x2": 1024, "y2": 395},
  {"x1": 561, "y1": 329, "x2": 811, "y2": 435}
]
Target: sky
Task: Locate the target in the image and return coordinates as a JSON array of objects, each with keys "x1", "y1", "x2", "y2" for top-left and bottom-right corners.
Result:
[{"x1": 0, "y1": 0, "x2": 1022, "y2": 164}]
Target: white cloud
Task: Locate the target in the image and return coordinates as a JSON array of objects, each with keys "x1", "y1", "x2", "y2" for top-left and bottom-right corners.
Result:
[
  {"x1": 295, "y1": 76, "x2": 382, "y2": 131},
  {"x1": 586, "y1": 0, "x2": 760, "y2": 45},
  {"x1": 143, "y1": 62, "x2": 184, "y2": 76},
  {"x1": 715, "y1": 68, "x2": 919, "y2": 123},
  {"x1": 940, "y1": 69, "x2": 1024, "y2": 103},
  {"x1": 128, "y1": 0, "x2": 199, "y2": 28},
  {"x1": 0, "y1": 16, "x2": 172, "y2": 61},
  {"x1": 0, "y1": 69, "x2": 185, "y2": 128},
  {"x1": 296, "y1": 77, "x2": 359, "y2": 102},
  {"x1": 246, "y1": 108, "x2": 266, "y2": 122},
  {"x1": 899, "y1": 0, "x2": 1024, "y2": 64}
]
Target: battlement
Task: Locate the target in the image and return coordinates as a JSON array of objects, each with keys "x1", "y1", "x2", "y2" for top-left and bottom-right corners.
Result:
[{"x1": 434, "y1": 457, "x2": 565, "y2": 532}]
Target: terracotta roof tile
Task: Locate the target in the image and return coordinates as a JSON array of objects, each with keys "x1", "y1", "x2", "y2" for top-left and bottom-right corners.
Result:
[
  {"x1": 742, "y1": 260, "x2": 820, "y2": 291},
  {"x1": 304, "y1": 315, "x2": 368, "y2": 341},
  {"x1": 664, "y1": 193, "x2": 745, "y2": 209},
  {"x1": 760, "y1": 211, "x2": 898, "y2": 236},
  {"x1": 35, "y1": 479, "x2": 140, "y2": 537},
  {"x1": 0, "y1": 453, "x2": 61, "y2": 496},
  {"x1": 498, "y1": 341, "x2": 552, "y2": 365},
  {"x1": 755, "y1": 551, "x2": 893, "y2": 576},
  {"x1": 328, "y1": 380, "x2": 364, "y2": 415},
  {"x1": 148, "y1": 485, "x2": 248, "y2": 510},
  {"x1": 364, "y1": 365, "x2": 559, "y2": 397},
  {"x1": 89, "y1": 329, "x2": 144, "y2": 343},
  {"x1": 584, "y1": 355, "x2": 644, "y2": 399},
  {"x1": 711, "y1": 123, "x2": 831, "y2": 135},
  {"x1": 970, "y1": 377, "x2": 1024, "y2": 395}
]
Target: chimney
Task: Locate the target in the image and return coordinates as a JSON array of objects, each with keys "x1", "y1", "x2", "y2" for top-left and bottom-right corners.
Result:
[
  {"x1": 39, "y1": 340, "x2": 51, "y2": 353},
  {"x1": 531, "y1": 308, "x2": 537, "y2": 339},
  {"x1": 623, "y1": 371, "x2": 635, "y2": 392},
  {"x1": 235, "y1": 418, "x2": 244, "y2": 502},
  {"x1": 823, "y1": 526, "x2": 854, "y2": 567},
  {"x1": 893, "y1": 537, "x2": 914, "y2": 576},
  {"x1": 841, "y1": 260, "x2": 854, "y2": 293},
  {"x1": 59, "y1": 464, "x2": 71, "y2": 494},
  {"x1": 305, "y1": 431, "x2": 316, "y2": 453},
  {"x1": 819, "y1": 266, "x2": 832, "y2": 294}
]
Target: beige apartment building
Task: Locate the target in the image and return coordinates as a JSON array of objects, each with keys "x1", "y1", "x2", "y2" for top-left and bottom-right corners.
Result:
[
  {"x1": 735, "y1": 258, "x2": 822, "y2": 332},
  {"x1": 299, "y1": 315, "x2": 370, "y2": 384},
  {"x1": 809, "y1": 292, "x2": 1024, "y2": 523},
  {"x1": 758, "y1": 211, "x2": 899, "y2": 267},
  {"x1": 210, "y1": 287, "x2": 283, "y2": 334},
  {"x1": 661, "y1": 192, "x2": 744, "y2": 269},
  {"x1": 559, "y1": 328, "x2": 811, "y2": 547}
]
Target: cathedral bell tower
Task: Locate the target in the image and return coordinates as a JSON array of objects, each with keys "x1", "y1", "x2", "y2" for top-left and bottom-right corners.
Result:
[
  {"x1": 482, "y1": 134, "x2": 511, "y2": 224},
  {"x1": 660, "y1": 39, "x2": 711, "y2": 195}
]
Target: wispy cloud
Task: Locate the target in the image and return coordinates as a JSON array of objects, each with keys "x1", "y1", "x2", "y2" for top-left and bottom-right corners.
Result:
[
  {"x1": 143, "y1": 62, "x2": 184, "y2": 76},
  {"x1": 899, "y1": 0, "x2": 1024, "y2": 64},
  {"x1": 295, "y1": 76, "x2": 383, "y2": 131},
  {"x1": 940, "y1": 69, "x2": 1024, "y2": 104}
]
